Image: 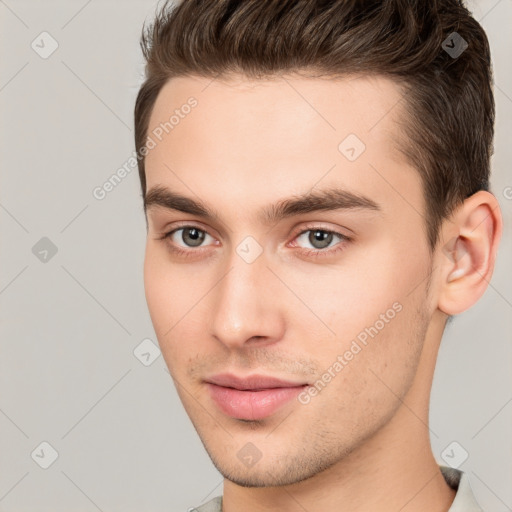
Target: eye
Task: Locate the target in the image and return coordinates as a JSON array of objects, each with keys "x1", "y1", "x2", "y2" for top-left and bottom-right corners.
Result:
[
  {"x1": 157, "y1": 223, "x2": 351, "y2": 260},
  {"x1": 166, "y1": 226, "x2": 215, "y2": 248},
  {"x1": 290, "y1": 225, "x2": 351, "y2": 258},
  {"x1": 296, "y1": 229, "x2": 342, "y2": 250}
]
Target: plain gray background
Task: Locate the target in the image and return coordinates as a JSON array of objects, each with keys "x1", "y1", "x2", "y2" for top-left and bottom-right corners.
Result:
[{"x1": 0, "y1": 0, "x2": 511, "y2": 510}]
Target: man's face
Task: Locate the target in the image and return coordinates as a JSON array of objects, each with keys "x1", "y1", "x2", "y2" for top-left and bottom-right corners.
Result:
[{"x1": 143, "y1": 74, "x2": 437, "y2": 486}]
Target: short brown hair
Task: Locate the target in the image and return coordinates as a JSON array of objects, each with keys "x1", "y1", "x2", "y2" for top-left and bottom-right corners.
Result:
[{"x1": 134, "y1": 0, "x2": 494, "y2": 250}]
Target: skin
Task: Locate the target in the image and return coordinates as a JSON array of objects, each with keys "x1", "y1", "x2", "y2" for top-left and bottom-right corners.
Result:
[{"x1": 142, "y1": 73, "x2": 502, "y2": 512}]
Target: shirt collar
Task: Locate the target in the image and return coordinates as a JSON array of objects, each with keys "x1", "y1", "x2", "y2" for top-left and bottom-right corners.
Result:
[{"x1": 441, "y1": 466, "x2": 484, "y2": 512}]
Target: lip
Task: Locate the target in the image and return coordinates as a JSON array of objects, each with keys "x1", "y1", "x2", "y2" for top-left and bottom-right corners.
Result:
[
  {"x1": 205, "y1": 373, "x2": 307, "y2": 390},
  {"x1": 205, "y1": 373, "x2": 308, "y2": 421}
]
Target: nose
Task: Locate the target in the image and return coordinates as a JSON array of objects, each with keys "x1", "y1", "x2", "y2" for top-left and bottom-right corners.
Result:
[{"x1": 208, "y1": 251, "x2": 286, "y2": 350}]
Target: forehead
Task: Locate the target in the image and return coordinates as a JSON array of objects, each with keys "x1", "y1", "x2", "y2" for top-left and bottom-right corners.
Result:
[
  {"x1": 144, "y1": 73, "x2": 419, "y2": 220},
  {"x1": 146, "y1": 72, "x2": 407, "y2": 153}
]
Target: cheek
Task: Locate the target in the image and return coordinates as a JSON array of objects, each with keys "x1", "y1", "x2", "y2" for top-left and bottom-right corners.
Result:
[
  {"x1": 301, "y1": 301, "x2": 426, "y2": 435},
  {"x1": 320, "y1": 239, "x2": 429, "y2": 329},
  {"x1": 286, "y1": 243, "x2": 428, "y2": 389},
  {"x1": 144, "y1": 243, "x2": 197, "y2": 322},
  {"x1": 143, "y1": 243, "x2": 224, "y2": 382},
  {"x1": 276, "y1": 251, "x2": 410, "y2": 346}
]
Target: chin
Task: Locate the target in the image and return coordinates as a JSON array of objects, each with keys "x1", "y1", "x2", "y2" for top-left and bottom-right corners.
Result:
[{"x1": 206, "y1": 446, "x2": 347, "y2": 488}]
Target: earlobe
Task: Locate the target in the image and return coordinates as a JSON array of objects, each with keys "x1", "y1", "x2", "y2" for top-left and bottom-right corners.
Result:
[{"x1": 437, "y1": 191, "x2": 502, "y2": 316}]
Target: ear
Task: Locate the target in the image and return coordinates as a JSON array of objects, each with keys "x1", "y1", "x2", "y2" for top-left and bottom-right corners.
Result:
[{"x1": 437, "y1": 190, "x2": 503, "y2": 316}]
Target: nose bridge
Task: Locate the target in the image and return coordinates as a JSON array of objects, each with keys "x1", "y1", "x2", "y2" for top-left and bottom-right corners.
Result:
[{"x1": 209, "y1": 246, "x2": 283, "y2": 348}]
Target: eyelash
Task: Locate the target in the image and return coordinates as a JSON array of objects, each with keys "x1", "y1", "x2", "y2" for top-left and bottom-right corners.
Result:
[{"x1": 157, "y1": 222, "x2": 352, "y2": 260}]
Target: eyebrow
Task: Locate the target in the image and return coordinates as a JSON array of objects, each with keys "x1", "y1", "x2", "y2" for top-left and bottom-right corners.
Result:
[{"x1": 144, "y1": 185, "x2": 381, "y2": 224}]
